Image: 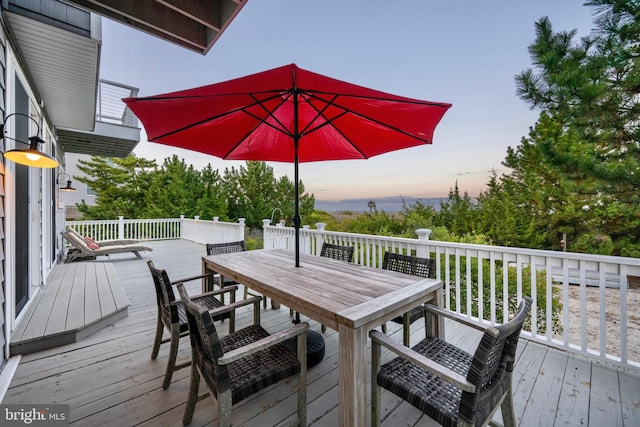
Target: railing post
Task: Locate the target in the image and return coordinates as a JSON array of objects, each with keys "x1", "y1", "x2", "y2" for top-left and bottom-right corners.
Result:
[
  {"x1": 118, "y1": 216, "x2": 125, "y2": 240},
  {"x1": 238, "y1": 218, "x2": 246, "y2": 240},
  {"x1": 302, "y1": 225, "x2": 311, "y2": 255},
  {"x1": 179, "y1": 215, "x2": 185, "y2": 239},
  {"x1": 194, "y1": 216, "x2": 200, "y2": 244},
  {"x1": 415, "y1": 228, "x2": 432, "y2": 258},
  {"x1": 315, "y1": 223, "x2": 326, "y2": 255},
  {"x1": 262, "y1": 219, "x2": 271, "y2": 249}
]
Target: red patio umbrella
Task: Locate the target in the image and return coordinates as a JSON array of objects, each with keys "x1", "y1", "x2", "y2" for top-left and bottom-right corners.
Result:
[{"x1": 123, "y1": 63, "x2": 451, "y2": 266}]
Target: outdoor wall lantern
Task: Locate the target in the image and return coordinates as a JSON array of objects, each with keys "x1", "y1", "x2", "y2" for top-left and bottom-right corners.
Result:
[
  {"x1": 57, "y1": 172, "x2": 77, "y2": 192},
  {"x1": 1, "y1": 113, "x2": 59, "y2": 168}
]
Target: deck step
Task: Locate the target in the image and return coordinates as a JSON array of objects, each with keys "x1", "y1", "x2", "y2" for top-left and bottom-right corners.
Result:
[{"x1": 10, "y1": 262, "x2": 129, "y2": 355}]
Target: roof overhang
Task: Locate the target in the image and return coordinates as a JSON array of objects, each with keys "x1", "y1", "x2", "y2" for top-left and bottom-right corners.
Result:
[
  {"x1": 4, "y1": 10, "x2": 100, "y2": 131},
  {"x1": 57, "y1": 121, "x2": 140, "y2": 157},
  {"x1": 63, "y1": 0, "x2": 248, "y2": 55}
]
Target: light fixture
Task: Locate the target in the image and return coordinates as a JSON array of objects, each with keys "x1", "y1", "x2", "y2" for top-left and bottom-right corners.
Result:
[
  {"x1": 57, "y1": 172, "x2": 77, "y2": 192},
  {"x1": 1, "y1": 113, "x2": 59, "y2": 168}
]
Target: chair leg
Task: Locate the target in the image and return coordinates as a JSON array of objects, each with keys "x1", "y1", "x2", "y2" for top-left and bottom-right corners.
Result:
[
  {"x1": 321, "y1": 324, "x2": 326, "y2": 333},
  {"x1": 151, "y1": 311, "x2": 164, "y2": 359},
  {"x1": 245, "y1": 286, "x2": 268, "y2": 309},
  {"x1": 501, "y1": 377, "x2": 517, "y2": 427},
  {"x1": 403, "y1": 313, "x2": 411, "y2": 347},
  {"x1": 182, "y1": 364, "x2": 200, "y2": 425},
  {"x1": 381, "y1": 323, "x2": 387, "y2": 333},
  {"x1": 217, "y1": 390, "x2": 233, "y2": 427},
  {"x1": 162, "y1": 327, "x2": 180, "y2": 389}
]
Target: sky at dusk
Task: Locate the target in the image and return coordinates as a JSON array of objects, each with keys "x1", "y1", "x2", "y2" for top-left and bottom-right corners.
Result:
[{"x1": 99, "y1": 0, "x2": 596, "y2": 201}]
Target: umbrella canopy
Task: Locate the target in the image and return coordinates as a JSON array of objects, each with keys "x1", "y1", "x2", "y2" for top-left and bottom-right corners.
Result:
[{"x1": 124, "y1": 63, "x2": 451, "y2": 266}]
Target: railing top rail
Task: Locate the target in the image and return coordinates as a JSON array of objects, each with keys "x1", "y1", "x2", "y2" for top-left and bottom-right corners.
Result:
[
  {"x1": 268, "y1": 225, "x2": 420, "y2": 244},
  {"x1": 274, "y1": 225, "x2": 640, "y2": 266}
]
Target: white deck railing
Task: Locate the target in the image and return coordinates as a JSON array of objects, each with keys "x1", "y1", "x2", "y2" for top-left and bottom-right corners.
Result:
[
  {"x1": 263, "y1": 222, "x2": 640, "y2": 370},
  {"x1": 65, "y1": 217, "x2": 182, "y2": 241},
  {"x1": 63, "y1": 217, "x2": 639, "y2": 369},
  {"x1": 179, "y1": 216, "x2": 246, "y2": 245},
  {"x1": 64, "y1": 216, "x2": 246, "y2": 244}
]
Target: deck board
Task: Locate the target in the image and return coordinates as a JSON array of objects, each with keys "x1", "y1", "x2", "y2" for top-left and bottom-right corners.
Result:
[
  {"x1": 10, "y1": 261, "x2": 130, "y2": 355},
  {"x1": 520, "y1": 347, "x2": 568, "y2": 426},
  {"x1": 590, "y1": 362, "x2": 624, "y2": 426},
  {"x1": 553, "y1": 353, "x2": 592, "y2": 426},
  {"x1": 4, "y1": 240, "x2": 639, "y2": 426}
]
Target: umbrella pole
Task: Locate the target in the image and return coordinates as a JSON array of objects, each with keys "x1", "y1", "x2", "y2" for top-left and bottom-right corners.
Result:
[{"x1": 293, "y1": 88, "x2": 301, "y2": 267}]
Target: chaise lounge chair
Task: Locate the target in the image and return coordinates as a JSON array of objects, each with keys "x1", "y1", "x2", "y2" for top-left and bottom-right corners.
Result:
[
  {"x1": 64, "y1": 226, "x2": 140, "y2": 247},
  {"x1": 62, "y1": 228, "x2": 153, "y2": 263}
]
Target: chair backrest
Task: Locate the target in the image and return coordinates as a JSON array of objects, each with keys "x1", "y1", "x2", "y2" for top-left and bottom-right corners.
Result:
[
  {"x1": 459, "y1": 297, "x2": 532, "y2": 425},
  {"x1": 147, "y1": 260, "x2": 180, "y2": 325},
  {"x1": 176, "y1": 283, "x2": 229, "y2": 393},
  {"x1": 63, "y1": 229, "x2": 94, "y2": 253},
  {"x1": 206, "y1": 240, "x2": 246, "y2": 256},
  {"x1": 381, "y1": 251, "x2": 435, "y2": 279},
  {"x1": 320, "y1": 242, "x2": 354, "y2": 262},
  {"x1": 65, "y1": 227, "x2": 83, "y2": 241}
]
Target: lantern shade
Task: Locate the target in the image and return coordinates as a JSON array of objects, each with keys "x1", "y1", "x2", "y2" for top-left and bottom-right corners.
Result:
[{"x1": 4, "y1": 136, "x2": 58, "y2": 168}]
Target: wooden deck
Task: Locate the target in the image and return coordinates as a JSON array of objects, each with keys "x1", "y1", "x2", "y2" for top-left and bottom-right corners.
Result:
[
  {"x1": 10, "y1": 262, "x2": 129, "y2": 355},
  {"x1": 4, "y1": 240, "x2": 640, "y2": 426}
]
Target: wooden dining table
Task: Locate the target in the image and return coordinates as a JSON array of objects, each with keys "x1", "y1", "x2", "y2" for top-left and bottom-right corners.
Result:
[{"x1": 202, "y1": 248, "x2": 443, "y2": 426}]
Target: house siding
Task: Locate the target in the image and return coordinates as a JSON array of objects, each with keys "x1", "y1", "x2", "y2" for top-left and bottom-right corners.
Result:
[{"x1": 0, "y1": 24, "x2": 7, "y2": 369}]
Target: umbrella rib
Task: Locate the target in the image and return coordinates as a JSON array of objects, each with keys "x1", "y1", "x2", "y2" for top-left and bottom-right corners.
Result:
[
  {"x1": 148, "y1": 91, "x2": 289, "y2": 141},
  {"x1": 300, "y1": 90, "x2": 434, "y2": 144},
  {"x1": 300, "y1": 88, "x2": 450, "y2": 108},
  {"x1": 216, "y1": 92, "x2": 295, "y2": 158},
  {"x1": 297, "y1": 93, "x2": 340, "y2": 136},
  {"x1": 247, "y1": 92, "x2": 294, "y2": 137}
]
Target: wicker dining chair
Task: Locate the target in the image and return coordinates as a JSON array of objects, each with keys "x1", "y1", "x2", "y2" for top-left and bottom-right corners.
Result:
[
  {"x1": 176, "y1": 283, "x2": 309, "y2": 427},
  {"x1": 291, "y1": 242, "x2": 355, "y2": 333},
  {"x1": 147, "y1": 260, "x2": 238, "y2": 389},
  {"x1": 206, "y1": 240, "x2": 272, "y2": 309},
  {"x1": 370, "y1": 297, "x2": 532, "y2": 427},
  {"x1": 381, "y1": 251, "x2": 437, "y2": 346}
]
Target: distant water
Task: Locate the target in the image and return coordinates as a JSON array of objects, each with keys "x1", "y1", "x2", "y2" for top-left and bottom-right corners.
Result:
[{"x1": 314, "y1": 196, "x2": 447, "y2": 213}]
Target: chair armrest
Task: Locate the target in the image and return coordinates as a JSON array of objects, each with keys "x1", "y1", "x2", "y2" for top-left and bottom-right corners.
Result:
[
  {"x1": 189, "y1": 285, "x2": 239, "y2": 299},
  {"x1": 171, "y1": 272, "x2": 216, "y2": 285},
  {"x1": 207, "y1": 296, "x2": 263, "y2": 317},
  {"x1": 424, "y1": 304, "x2": 492, "y2": 332},
  {"x1": 96, "y1": 239, "x2": 140, "y2": 247},
  {"x1": 219, "y1": 322, "x2": 309, "y2": 365},
  {"x1": 369, "y1": 330, "x2": 476, "y2": 393}
]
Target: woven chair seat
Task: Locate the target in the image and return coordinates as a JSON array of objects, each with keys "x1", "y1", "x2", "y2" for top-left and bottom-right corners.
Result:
[
  {"x1": 198, "y1": 324, "x2": 302, "y2": 404},
  {"x1": 176, "y1": 294, "x2": 229, "y2": 327},
  {"x1": 147, "y1": 260, "x2": 237, "y2": 389},
  {"x1": 177, "y1": 283, "x2": 308, "y2": 426},
  {"x1": 381, "y1": 252, "x2": 436, "y2": 346},
  {"x1": 390, "y1": 305, "x2": 425, "y2": 325},
  {"x1": 378, "y1": 337, "x2": 472, "y2": 427},
  {"x1": 371, "y1": 298, "x2": 532, "y2": 427}
]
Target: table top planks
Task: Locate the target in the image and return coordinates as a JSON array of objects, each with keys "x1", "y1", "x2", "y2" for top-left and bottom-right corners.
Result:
[{"x1": 203, "y1": 248, "x2": 442, "y2": 330}]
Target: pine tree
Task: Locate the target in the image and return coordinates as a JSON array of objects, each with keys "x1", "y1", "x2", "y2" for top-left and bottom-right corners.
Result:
[{"x1": 510, "y1": 1, "x2": 640, "y2": 256}]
